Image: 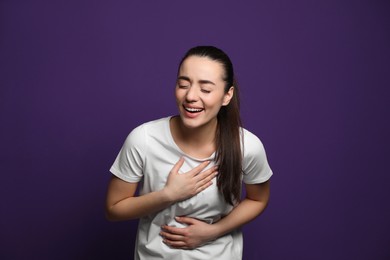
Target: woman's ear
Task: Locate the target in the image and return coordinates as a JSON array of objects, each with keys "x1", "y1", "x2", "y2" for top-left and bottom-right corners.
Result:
[{"x1": 222, "y1": 86, "x2": 234, "y2": 106}]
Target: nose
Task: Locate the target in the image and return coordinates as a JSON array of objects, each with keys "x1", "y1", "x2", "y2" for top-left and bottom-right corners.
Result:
[{"x1": 185, "y1": 86, "x2": 199, "y2": 102}]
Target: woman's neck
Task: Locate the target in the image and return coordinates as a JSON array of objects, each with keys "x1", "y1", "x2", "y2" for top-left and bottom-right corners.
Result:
[{"x1": 170, "y1": 116, "x2": 217, "y2": 158}]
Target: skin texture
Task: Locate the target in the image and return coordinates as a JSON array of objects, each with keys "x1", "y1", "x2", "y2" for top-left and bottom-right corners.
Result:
[{"x1": 106, "y1": 55, "x2": 270, "y2": 250}]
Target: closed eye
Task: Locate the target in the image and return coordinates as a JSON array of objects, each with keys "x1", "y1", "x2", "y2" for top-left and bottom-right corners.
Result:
[
  {"x1": 178, "y1": 85, "x2": 189, "y2": 89},
  {"x1": 201, "y1": 89, "x2": 211, "y2": 93}
]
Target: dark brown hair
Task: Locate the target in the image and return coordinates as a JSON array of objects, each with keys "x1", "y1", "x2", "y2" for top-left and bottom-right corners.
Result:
[{"x1": 178, "y1": 46, "x2": 242, "y2": 205}]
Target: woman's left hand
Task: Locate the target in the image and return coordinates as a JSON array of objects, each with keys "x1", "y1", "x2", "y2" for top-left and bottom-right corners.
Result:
[{"x1": 160, "y1": 216, "x2": 218, "y2": 249}]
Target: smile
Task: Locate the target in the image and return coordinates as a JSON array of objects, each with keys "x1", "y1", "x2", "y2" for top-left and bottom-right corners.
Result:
[{"x1": 183, "y1": 106, "x2": 204, "y2": 113}]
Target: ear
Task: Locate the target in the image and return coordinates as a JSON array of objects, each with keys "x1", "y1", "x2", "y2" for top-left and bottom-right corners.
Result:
[{"x1": 222, "y1": 86, "x2": 234, "y2": 106}]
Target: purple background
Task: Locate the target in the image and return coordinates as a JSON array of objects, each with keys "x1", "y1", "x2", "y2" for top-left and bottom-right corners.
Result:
[{"x1": 1, "y1": 1, "x2": 389, "y2": 259}]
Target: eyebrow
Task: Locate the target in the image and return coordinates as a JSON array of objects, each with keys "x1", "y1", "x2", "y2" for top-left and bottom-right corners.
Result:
[
  {"x1": 177, "y1": 76, "x2": 216, "y2": 85},
  {"x1": 177, "y1": 76, "x2": 191, "y2": 82}
]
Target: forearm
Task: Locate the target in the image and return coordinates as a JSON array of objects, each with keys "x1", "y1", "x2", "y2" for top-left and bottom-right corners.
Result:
[
  {"x1": 211, "y1": 198, "x2": 267, "y2": 238},
  {"x1": 106, "y1": 188, "x2": 174, "y2": 221},
  {"x1": 211, "y1": 182, "x2": 270, "y2": 239},
  {"x1": 161, "y1": 197, "x2": 268, "y2": 249}
]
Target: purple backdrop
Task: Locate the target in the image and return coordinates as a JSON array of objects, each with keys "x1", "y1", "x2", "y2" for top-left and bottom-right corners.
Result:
[{"x1": 1, "y1": 0, "x2": 389, "y2": 259}]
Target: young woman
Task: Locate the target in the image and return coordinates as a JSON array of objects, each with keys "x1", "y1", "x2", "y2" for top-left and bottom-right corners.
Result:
[{"x1": 106, "y1": 46, "x2": 273, "y2": 260}]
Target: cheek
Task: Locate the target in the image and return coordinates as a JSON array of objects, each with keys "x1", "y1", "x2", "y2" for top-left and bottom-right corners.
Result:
[
  {"x1": 204, "y1": 96, "x2": 225, "y2": 110},
  {"x1": 174, "y1": 88, "x2": 181, "y2": 101},
  {"x1": 175, "y1": 90, "x2": 186, "y2": 108}
]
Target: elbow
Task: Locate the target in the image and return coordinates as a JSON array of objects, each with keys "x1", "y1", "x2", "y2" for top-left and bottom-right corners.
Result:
[
  {"x1": 105, "y1": 209, "x2": 115, "y2": 221},
  {"x1": 253, "y1": 199, "x2": 268, "y2": 217},
  {"x1": 105, "y1": 206, "x2": 120, "y2": 222},
  {"x1": 256, "y1": 193, "x2": 271, "y2": 214},
  {"x1": 260, "y1": 199, "x2": 270, "y2": 214},
  {"x1": 245, "y1": 197, "x2": 269, "y2": 217},
  {"x1": 105, "y1": 205, "x2": 136, "y2": 222}
]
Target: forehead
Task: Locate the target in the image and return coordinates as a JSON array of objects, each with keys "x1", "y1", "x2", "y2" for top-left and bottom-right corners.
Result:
[{"x1": 179, "y1": 56, "x2": 225, "y2": 81}]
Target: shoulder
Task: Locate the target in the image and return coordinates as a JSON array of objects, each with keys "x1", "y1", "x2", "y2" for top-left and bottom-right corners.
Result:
[
  {"x1": 240, "y1": 127, "x2": 273, "y2": 183},
  {"x1": 128, "y1": 116, "x2": 170, "y2": 136},
  {"x1": 124, "y1": 116, "x2": 170, "y2": 148},
  {"x1": 141, "y1": 116, "x2": 171, "y2": 132},
  {"x1": 241, "y1": 127, "x2": 266, "y2": 158}
]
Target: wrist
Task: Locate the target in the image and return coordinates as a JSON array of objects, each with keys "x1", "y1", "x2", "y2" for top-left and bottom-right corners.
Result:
[
  {"x1": 209, "y1": 222, "x2": 224, "y2": 240},
  {"x1": 160, "y1": 187, "x2": 176, "y2": 204}
]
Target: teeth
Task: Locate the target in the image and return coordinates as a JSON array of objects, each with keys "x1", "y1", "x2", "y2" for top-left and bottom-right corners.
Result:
[{"x1": 185, "y1": 107, "x2": 203, "y2": 112}]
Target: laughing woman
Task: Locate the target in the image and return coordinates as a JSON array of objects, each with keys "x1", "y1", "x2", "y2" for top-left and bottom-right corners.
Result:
[{"x1": 106, "y1": 46, "x2": 273, "y2": 260}]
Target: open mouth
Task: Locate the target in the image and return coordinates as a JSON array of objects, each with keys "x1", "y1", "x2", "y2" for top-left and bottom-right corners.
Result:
[{"x1": 183, "y1": 106, "x2": 204, "y2": 113}]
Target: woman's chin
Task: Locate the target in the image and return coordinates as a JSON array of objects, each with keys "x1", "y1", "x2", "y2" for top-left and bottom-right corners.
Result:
[{"x1": 178, "y1": 114, "x2": 217, "y2": 131}]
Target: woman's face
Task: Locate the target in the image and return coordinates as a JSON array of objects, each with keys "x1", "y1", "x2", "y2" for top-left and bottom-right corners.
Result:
[{"x1": 175, "y1": 56, "x2": 233, "y2": 130}]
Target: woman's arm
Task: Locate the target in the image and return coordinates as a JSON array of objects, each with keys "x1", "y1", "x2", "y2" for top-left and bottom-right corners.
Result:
[
  {"x1": 160, "y1": 180, "x2": 270, "y2": 249},
  {"x1": 106, "y1": 177, "x2": 167, "y2": 221},
  {"x1": 105, "y1": 158, "x2": 218, "y2": 221}
]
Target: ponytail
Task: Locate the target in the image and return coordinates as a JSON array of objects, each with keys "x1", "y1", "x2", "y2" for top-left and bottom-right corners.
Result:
[{"x1": 215, "y1": 78, "x2": 242, "y2": 205}]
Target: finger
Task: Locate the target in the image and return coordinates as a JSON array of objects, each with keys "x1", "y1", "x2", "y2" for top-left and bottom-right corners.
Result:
[
  {"x1": 194, "y1": 165, "x2": 218, "y2": 182},
  {"x1": 195, "y1": 169, "x2": 217, "y2": 191},
  {"x1": 160, "y1": 231, "x2": 184, "y2": 241},
  {"x1": 175, "y1": 216, "x2": 197, "y2": 225},
  {"x1": 171, "y1": 157, "x2": 185, "y2": 174},
  {"x1": 163, "y1": 239, "x2": 188, "y2": 249},
  {"x1": 196, "y1": 172, "x2": 217, "y2": 189},
  {"x1": 161, "y1": 225, "x2": 187, "y2": 236},
  {"x1": 195, "y1": 180, "x2": 213, "y2": 193},
  {"x1": 187, "y1": 160, "x2": 211, "y2": 176}
]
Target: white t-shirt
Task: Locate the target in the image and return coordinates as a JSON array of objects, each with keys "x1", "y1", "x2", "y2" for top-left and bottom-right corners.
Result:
[{"x1": 110, "y1": 116, "x2": 273, "y2": 260}]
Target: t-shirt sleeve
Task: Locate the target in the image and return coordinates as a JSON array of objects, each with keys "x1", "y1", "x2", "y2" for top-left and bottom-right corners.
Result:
[
  {"x1": 242, "y1": 130, "x2": 273, "y2": 184},
  {"x1": 109, "y1": 124, "x2": 146, "y2": 183}
]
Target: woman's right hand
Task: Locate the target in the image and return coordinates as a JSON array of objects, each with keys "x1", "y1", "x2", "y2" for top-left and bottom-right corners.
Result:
[{"x1": 163, "y1": 157, "x2": 218, "y2": 202}]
